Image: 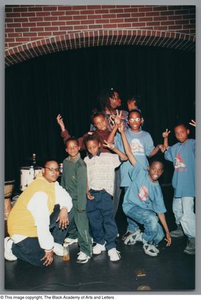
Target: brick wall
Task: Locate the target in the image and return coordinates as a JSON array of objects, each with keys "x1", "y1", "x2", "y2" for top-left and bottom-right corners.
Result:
[{"x1": 5, "y1": 5, "x2": 195, "y2": 66}]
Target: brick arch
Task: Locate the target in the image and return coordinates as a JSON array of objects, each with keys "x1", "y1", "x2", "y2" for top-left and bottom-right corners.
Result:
[{"x1": 5, "y1": 28, "x2": 195, "y2": 67}]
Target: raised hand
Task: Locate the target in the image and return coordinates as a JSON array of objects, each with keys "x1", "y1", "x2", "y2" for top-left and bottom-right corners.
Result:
[
  {"x1": 113, "y1": 110, "x2": 122, "y2": 126},
  {"x1": 103, "y1": 140, "x2": 115, "y2": 150},
  {"x1": 158, "y1": 144, "x2": 167, "y2": 153},
  {"x1": 189, "y1": 119, "x2": 196, "y2": 127},
  {"x1": 117, "y1": 121, "x2": 124, "y2": 133},
  {"x1": 108, "y1": 115, "x2": 115, "y2": 129},
  {"x1": 56, "y1": 114, "x2": 65, "y2": 131},
  {"x1": 162, "y1": 129, "x2": 171, "y2": 138}
]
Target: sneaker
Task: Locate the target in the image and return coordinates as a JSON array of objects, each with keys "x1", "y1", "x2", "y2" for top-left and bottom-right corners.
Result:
[
  {"x1": 108, "y1": 248, "x2": 121, "y2": 262},
  {"x1": 76, "y1": 251, "x2": 90, "y2": 264},
  {"x1": 53, "y1": 242, "x2": 63, "y2": 256},
  {"x1": 143, "y1": 243, "x2": 159, "y2": 257},
  {"x1": 170, "y1": 225, "x2": 184, "y2": 238},
  {"x1": 122, "y1": 231, "x2": 135, "y2": 241},
  {"x1": 124, "y1": 229, "x2": 141, "y2": 245},
  {"x1": 93, "y1": 243, "x2": 106, "y2": 255},
  {"x1": 64, "y1": 237, "x2": 78, "y2": 245},
  {"x1": 184, "y1": 238, "x2": 195, "y2": 255},
  {"x1": 4, "y1": 237, "x2": 17, "y2": 261}
]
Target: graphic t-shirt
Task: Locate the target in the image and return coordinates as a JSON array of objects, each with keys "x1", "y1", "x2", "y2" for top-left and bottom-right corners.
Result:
[
  {"x1": 123, "y1": 162, "x2": 166, "y2": 214},
  {"x1": 115, "y1": 129, "x2": 154, "y2": 187},
  {"x1": 164, "y1": 139, "x2": 195, "y2": 197}
]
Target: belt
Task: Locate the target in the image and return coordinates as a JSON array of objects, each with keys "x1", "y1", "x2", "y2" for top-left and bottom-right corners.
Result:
[{"x1": 90, "y1": 189, "x2": 105, "y2": 193}]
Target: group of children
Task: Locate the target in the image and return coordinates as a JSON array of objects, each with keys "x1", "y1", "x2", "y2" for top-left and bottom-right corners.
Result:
[{"x1": 56, "y1": 88, "x2": 196, "y2": 263}]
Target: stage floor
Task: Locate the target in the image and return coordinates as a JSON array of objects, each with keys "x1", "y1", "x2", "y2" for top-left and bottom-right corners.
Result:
[{"x1": 4, "y1": 186, "x2": 195, "y2": 292}]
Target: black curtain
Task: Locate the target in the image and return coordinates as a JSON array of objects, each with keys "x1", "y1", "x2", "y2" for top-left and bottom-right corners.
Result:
[{"x1": 5, "y1": 45, "x2": 195, "y2": 190}]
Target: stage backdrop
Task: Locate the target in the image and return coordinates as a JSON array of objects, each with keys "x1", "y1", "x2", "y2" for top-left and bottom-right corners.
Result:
[{"x1": 5, "y1": 45, "x2": 195, "y2": 190}]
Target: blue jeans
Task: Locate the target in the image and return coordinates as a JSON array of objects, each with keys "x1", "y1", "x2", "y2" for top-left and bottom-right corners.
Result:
[
  {"x1": 124, "y1": 187, "x2": 139, "y2": 233},
  {"x1": 172, "y1": 197, "x2": 195, "y2": 238},
  {"x1": 12, "y1": 205, "x2": 74, "y2": 267},
  {"x1": 125, "y1": 204, "x2": 164, "y2": 245},
  {"x1": 113, "y1": 166, "x2": 122, "y2": 217},
  {"x1": 87, "y1": 189, "x2": 118, "y2": 250}
]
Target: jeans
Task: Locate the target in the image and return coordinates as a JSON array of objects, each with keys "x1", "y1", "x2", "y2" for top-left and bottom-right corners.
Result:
[
  {"x1": 124, "y1": 187, "x2": 139, "y2": 233},
  {"x1": 12, "y1": 205, "x2": 74, "y2": 267},
  {"x1": 172, "y1": 197, "x2": 195, "y2": 238},
  {"x1": 113, "y1": 166, "x2": 122, "y2": 217},
  {"x1": 87, "y1": 189, "x2": 118, "y2": 250},
  {"x1": 125, "y1": 204, "x2": 164, "y2": 245}
]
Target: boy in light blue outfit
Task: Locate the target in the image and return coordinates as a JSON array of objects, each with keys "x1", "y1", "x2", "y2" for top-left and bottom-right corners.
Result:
[
  {"x1": 107, "y1": 109, "x2": 165, "y2": 242},
  {"x1": 163, "y1": 122, "x2": 195, "y2": 255},
  {"x1": 118, "y1": 123, "x2": 171, "y2": 257}
]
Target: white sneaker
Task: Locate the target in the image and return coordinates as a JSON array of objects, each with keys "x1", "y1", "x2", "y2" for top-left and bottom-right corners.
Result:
[
  {"x1": 93, "y1": 243, "x2": 106, "y2": 255},
  {"x1": 64, "y1": 237, "x2": 78, "y2": 245},
  {"x1": 4, "y1": 237, "x2": 17, "y2": 261},
  {"x1": 108, "y1": 248, "x2": 121, "y2": 262},
  {"x1": 124, "y1": 229, "x2": 141, "y2": 245},
  {"x1": 143, "y1": 243, "x2": 159, "y2": 257},
  {"x1": 76, "y1": 251, "x2": 90, "y2": 264},
  {"x1": 53, "y1": 242, "x2": 63, "y2": 256}
]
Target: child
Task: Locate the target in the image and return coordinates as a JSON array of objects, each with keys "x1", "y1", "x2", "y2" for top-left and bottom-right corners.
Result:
[
  {"x1": 61, "y1": 138, "x2": 92, "y2": 264},
  {"x1": 127, "y1": 94, "x2": 141, "y2": 112},
  {"x1": 57, "y1": 112, "x2": 114, "y2": 153},
  {"x1": 84, "y1": 135, "x2": 125, "y2": 262},
  {"x1": 57, "y1": 112, "x2": 123, "y2": 217},
  {"x1": 119, "y1": 123, "x2": 171, "y2": 256},
  {"x1": 97, "y1": 87, "x2": 128, "y2": 130},
  {"x1": 107, "y1": 109, "x2": 165, "y2": 241},
  {"x1": 163, "y1": 122, "x2": 195, "y2": 255}
]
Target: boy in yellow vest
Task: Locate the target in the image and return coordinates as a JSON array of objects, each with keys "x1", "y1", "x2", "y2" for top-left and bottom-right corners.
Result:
[{"x1": 5, "y1": 160, "x2": 73, "y2": 267}]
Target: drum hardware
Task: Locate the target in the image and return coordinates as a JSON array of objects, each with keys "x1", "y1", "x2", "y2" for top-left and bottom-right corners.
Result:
[
  {"x1": 4, "y1": 180, "x2": 15, "y2": 220},
  {"x1": 20, "y1": 166, "x2": 42, "y2": 191}
]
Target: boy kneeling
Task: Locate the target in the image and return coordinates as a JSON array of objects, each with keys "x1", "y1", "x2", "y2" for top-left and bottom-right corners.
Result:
[{"x1": 119, "y1": 123, "x2": 171, "y2": 256}]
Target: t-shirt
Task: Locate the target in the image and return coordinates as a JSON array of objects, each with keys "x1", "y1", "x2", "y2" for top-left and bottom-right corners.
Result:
[
  {"x1": 115, "y1": 129, "x2": 154, "y2": 187},
  {"x1": 84, "y1": 152, "x2": 121, "y2": 196},
  {"x1": 123, "y1": 162, "x2": 166, "y2": 215},
  {"x1": 164, "y1": 139, "x2": 195, "y2": 197}
]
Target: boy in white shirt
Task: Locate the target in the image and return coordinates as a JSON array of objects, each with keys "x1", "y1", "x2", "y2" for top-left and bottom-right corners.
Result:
[{"x1": 84, "y1": 135, "x2": 127, "y2": 262}]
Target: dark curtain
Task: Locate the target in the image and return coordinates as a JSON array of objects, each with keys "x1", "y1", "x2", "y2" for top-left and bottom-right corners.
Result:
[{"x1": 5, "y1": 45, "x2": 195, "y2": 190}]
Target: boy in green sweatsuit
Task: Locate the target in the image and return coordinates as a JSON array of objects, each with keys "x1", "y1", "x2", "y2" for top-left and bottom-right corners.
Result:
[{"x1": 61, "y1": 137, "x2": 92, "y2": 264}]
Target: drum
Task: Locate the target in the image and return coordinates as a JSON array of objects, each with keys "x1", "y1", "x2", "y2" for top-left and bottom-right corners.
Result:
[
  {"x1": 4, "y1": 180, "x2": 15, "y2": 220},
  {"x1": 20, "y1": 166, "x2": 42, "y2": 191}
]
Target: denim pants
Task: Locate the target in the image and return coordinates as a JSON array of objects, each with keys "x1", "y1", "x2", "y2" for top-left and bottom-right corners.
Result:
[
  {"x1": 113, "y1": 166, "x2": 122, "y2": 217},
  {"x1": 125, "y1": 204, "x2": 164, "y2": 245},
  {"x1": 12, "y1": 205, "x2": 74, "y2": 267},
  {"x1": 172, "y1": 197, "x2": 195, "y2": 238},
  {"x1": 87, "y1": 189, "x2": 118, "y2": 250},
  {"x1": 124, "y1": 187, "x2": 140, "y2": 233}
]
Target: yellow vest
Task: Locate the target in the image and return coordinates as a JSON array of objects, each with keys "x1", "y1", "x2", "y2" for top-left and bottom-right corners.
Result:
[{"x1": 8, "y1": 175, "x2": 56, "y2": 238}]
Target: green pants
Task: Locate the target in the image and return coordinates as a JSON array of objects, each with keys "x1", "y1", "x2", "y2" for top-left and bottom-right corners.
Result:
[{"x1": 68, "y1": 209, "x2": 92, "y2": 257}]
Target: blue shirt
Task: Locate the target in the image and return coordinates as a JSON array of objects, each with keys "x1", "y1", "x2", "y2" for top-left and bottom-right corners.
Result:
[
  {"x1": 114, "y1": 129, "x2": 154, "y2": 187},
  {"x1": 164, "y1": 139, "x2": 195, "y2": 197},
  {"x1": 123, "y1": 162, "x2": 166, "y2": 214}
]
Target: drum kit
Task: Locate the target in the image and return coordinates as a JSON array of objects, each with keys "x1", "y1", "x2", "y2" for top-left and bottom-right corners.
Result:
[
  {"x1": 20, "y1": 166, "x2": 42, "y2": 191},
  {"x1": 4, "y1": 154, "x2": 42, "y2": 220}
]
